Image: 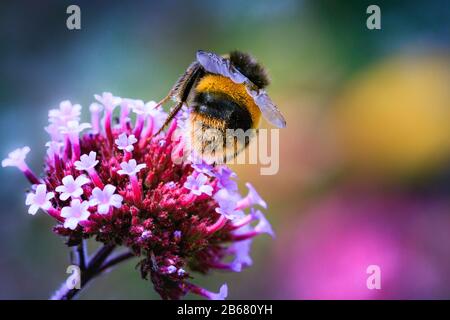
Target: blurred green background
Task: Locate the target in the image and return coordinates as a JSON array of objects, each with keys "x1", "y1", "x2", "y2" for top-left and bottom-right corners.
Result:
[{"x1": 0, "y1": 0, "x2": 449, "y2": 299}]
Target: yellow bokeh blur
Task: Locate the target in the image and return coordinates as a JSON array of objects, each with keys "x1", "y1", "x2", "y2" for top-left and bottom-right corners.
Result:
[{"x1": 330, "y1": 53, "x2": 450, "y2": 178}]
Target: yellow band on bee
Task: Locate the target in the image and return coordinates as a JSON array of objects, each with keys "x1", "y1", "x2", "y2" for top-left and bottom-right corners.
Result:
[{"x1": 196, "y1": 74, "x2": 261, "y2": 127}]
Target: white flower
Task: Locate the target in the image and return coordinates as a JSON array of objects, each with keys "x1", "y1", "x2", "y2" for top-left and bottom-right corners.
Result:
[
  {"x1": 184, "y1": 173, "x2": 213, "y2": 196},
  {"x1": 89, "y1": 184, "x2": 123, "y2": 214},
  {"x1": 131, "y1": 100, "x2": 160, "y2": 115},
  {"x1": 2, "y1": 146, "x2": 30, "y2": 169},
  {"x1": 213, "y1": 189, "x2": 241, "y2": 219},
  {"x1": 60, "y1": 199, "x2": 91, "y2": 230},
  {"x1": 207, "y1": 284, "x2": 228, "y2": 300},
  {"x1": 130, "y1": 100, "x2": 150, "y2": 115},
  {"x1": 192, "y1": 161, "x2": 216, "y2": 177},
  {"x1": 245, "y1": 183, "x2": 267, "y2": 208},
  {"x1": 48, "y1": 100, "x2": 81, "y2": 126},
  {"x1": 59, "y1": 120, "x2": 91, "y2": 136},
  {"x1": 115, "y1": 133, "x2": 138, "y2": 152},
  {"x1": 165, "y1": 265, "x2": 177, "y2": 274},
  {"x1": 229, "y1": 239, "x2": 253, "y2": 272},
  {"x1": 236, "y1": 183, "x2": 267, "y2": 210},
  {"x1": 89, "y1": 102, "x2": 103, "y2": 114},
  {"x1": 120, "y1": 98, "x2": 135, "y2": 110},
  {"x1": 94, "y1": 92, "x2": 122, "y2": 111},
  {"x1": 253, "y1": 209, "x2": 275, "y2": 238},
  {"x1": 46, "y1": 141, "x2": 63, "y2": 158},
  {"x1": 55, "y1": 175, "x2": 90, "y2": 201},
  {"x1": 117, "y1": 159, "x2": 146, "y2": 176},
  {"x1": 146, "y1": 101, "x2": 167, "y2": 129},
  {"x1": 25, "y1": 184, "x2": 54, "y2": 215},
  {"x1": 45, "y1": 123, "x2": 63, "y2": 141},
  {"x1": 74, "y1": 151, "x2": 99, "y2": 171}
]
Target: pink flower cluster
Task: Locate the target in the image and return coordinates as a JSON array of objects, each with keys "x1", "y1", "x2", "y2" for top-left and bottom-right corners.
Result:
[{"x1": 2, "y1": 92, "x2": 274, "y2": 300}]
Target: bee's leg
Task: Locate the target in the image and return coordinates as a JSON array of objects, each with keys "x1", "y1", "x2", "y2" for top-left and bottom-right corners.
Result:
[
  {"x1": 153, "y1": 77, "x2": 184, "y2": 109},
  {"x1": 152, "y1": 62, "x2": 202, "y2": 135},
  {"x1": 154, "y1": 97, "x2": 169, "y2": 109},
  {"x1": 155, "y1": 62, "x2": 202, "y2": 109},
  {"x1": 153, "y1": 101, "x2": 184, "y2": 136}
]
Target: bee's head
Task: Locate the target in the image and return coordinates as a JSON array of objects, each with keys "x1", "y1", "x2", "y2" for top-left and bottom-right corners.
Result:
[{"x1": 229, "y1": 51, "x2": 270, "y2": 89}]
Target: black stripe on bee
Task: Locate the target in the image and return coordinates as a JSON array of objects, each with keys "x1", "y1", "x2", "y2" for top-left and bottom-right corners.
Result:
[{"x1": 192, "y1": 91, "x2": 253, "y2": 132}]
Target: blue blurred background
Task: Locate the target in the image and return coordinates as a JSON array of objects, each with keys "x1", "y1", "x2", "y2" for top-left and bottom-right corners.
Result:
[{"x1": 0, "y1": 0, "x2": 449, "y2": 299}]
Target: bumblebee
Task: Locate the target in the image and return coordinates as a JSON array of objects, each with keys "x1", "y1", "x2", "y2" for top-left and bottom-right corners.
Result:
[{"x1": 155, "y1": 50, "x2": 286, "y2": 164}]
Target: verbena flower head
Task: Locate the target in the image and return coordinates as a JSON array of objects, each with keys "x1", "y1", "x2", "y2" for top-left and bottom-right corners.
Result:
[{"x1": 2, "y1": 93, "x2": 274, "y2": 300}]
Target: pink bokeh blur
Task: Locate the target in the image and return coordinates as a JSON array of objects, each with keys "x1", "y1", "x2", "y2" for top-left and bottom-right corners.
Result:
[{"x1": 275, "y1": 188, "x2": 450, "y2": 299}]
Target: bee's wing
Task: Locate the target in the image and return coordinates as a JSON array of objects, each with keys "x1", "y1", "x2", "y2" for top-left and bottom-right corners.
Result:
[
  {"x1": 197, "y1": 50, "x2": 286, "y2": 128},
  {"x1": 246, "y1": 87, "x2": 286, "y2": 128},
  {"x1": 196, "y1": 50, "x2": 248, "y2": 84}
]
